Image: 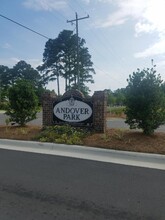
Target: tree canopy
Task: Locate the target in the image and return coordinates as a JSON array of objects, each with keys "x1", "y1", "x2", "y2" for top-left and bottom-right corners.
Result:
[
  {"x1": 107, "y1": 88, "x2": 126, "y2": 106},
  {"x1": 0, "y1": 65, "x2": 11, "y2": 102},
  {"x1": 10, "y1": 60, "x2": 42, "y2": 87},
  {"x1": 0, "y1": 61, "x2": 45, "y2": 105},
  {"x1": 38, "y1": 29, "x2": 95, "y2": 95}
]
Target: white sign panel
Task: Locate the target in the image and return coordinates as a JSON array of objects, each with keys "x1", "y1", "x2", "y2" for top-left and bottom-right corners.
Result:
[{"x1": 53, "y1": 98, "x2": 92, "y2": 122}]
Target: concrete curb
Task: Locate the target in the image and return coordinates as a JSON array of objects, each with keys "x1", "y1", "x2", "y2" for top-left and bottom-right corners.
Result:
[{"x1": 0, "y1": 139, "x2": 165, "y2": 170}]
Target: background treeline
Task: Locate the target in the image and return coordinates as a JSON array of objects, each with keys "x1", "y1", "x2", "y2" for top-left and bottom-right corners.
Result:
[
  {"x1": 0, "y1": 61, "x2": 45, "y2": 109},
  {"x1": 106, "y1": 88, "x2": 126, "y2": 106},
  {"x1": 0, "y1": 59, "x2": 129, "y2": 110}
]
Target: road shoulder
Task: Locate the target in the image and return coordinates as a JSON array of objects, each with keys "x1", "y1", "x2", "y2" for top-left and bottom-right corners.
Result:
[{"x1": 0, "y1": 139, "x2": 165, "y2": 170}]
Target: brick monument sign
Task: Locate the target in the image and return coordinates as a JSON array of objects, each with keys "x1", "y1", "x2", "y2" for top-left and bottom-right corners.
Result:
[{"x1": 42, "y1": 89, "x2": 107, "y2": 133}]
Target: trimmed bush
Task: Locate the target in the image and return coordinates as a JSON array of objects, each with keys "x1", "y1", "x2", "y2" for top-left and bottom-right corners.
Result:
[
  {"x1": 125, "y1": 68, "x2": 165, "y2": 135},
  {"x1": 6, "y1": 80, "x2": 39, "y2": 126}
]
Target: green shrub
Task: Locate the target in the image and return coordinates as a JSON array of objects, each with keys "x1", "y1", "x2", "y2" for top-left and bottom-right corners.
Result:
[
  {"x1": 125, "y1": 68, "x2": 165, "y2": 135},
  {"x1": 37, "y1": 125, "x2": 90, "y2": 145},
  {"x1": 0, "y1": 101, "x2": 8, "y2": 110},
  {"x1": 6, "y1": 80, "x2": 39, "y2": 126}
]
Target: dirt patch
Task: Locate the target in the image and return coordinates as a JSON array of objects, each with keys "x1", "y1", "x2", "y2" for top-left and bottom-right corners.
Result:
[
  {"x1": 0, "y1": 125, "x2": 165, "y2": 155},
  {"x1": 0, "y1": 125, "x2": 42, "y2": 141},
  {"x1": 83, "y1": 129, "x2": 165, "y2": 155}
]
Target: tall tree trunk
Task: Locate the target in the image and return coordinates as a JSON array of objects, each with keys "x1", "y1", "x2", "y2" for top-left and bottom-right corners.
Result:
[
  {"x1": 57, "y1": 74, "x2": 60, "y2": 96},
  {"x1": 65, "y1": 77, "x2": 67, "y2": 92}
]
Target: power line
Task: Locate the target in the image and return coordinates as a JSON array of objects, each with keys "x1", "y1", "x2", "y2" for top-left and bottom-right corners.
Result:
[
  {"x1": 66, "y1": 3, "x2": 125, "y2": 88},
  {"x1": 0, "y1": 13, "x2": 50, "y2": 40},
  {"x1": 93, "y1": 64, "x2": 124, "y2": 85},
  {"x1": 67, "y1": 12, "x2": 89, "y2": 88},
  {"x1": 67, "y1": 1, "x2": 129, "y2": 80}
]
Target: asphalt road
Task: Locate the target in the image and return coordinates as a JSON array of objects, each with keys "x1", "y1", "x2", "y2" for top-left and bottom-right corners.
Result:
[
  {"x1": 0, "y1": 111, "x2": 42, "y2": 126},
  {"x1": 0, "y1": 148, "x2": 164, "y2": 220},
  {"x1": 106, "y1": 117, "x2": 165, "y2": 132},
  {"x1": 1, "y1": 112, "x2": 165, "y2": 131}
]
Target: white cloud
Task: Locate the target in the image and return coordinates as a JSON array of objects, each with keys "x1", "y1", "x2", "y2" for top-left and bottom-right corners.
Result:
[
  {"x1": 135, "y1": 39, "x2": 165, "y2": 58},
  {"x1": 11, "y1": 57, "x2": 20, "y2": 63},
  {"x1": 0, "y1": 58, "x2": 20, "y2": 67},
  {"x1": 81, "y1": 0, "x2": 90, "y2": 4},
  {"x1": 23, "y1": 0, "x2": 67, "y2": 11},
  {"x1": 0, "y1": 58, "x2": 41, "y2": 68},
  {"x1": 97, "y1": 0, "x2": 112, "y2": 2},
  {"x1": 95, "y1": 0, "x2": 165, "y2": 58},
  {"x1": 2, "y1": 43, "x2": 12, "y2": 49},
  {"x1": 134, "y1": 0, "x2": 165, "y2": 58},
  {"x1": 97, "y1": 11, "x2": 128, "y2": 28},
  {"x1": 26, "y1": 58, "x2": 42, "y2": 68},
  {"x1": 156, "y1": 59, "x2": 165, "y2": 68},
  {"x1": 135, "y1": 0, "x2": 165, "y2": 35},
  {"x1": 96, "y1": 0, "x2": 147, "y2": 28},
  {"x1": 83, "y1": 0, "x2": 113, "y2": 3},
  {"x1": 135, "y1": 22, "x2": 155, "y2": 36},
  {"x1": 96, "y1": 0, "x2": 165, "y2": 34}
]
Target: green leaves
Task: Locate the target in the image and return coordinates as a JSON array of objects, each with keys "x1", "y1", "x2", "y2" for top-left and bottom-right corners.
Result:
[
  {"x1": 6, "y1": 80, "x2": 39, "y2": 126},
  {"x1": 107, "y1": 88, "x2": 126, "y2": 106},
  {"x1": 0, "y1": 61, "x2": 45, "y2": 107},
  {"x1": 125, "y1": 68, "x2": 165, "y2": 135},
  {"x1": 38, "y1": 29, "x2": 95, "y2": 95},
  {"x1": 37, "y1": 125, "x2": 89, "y2": 145}
]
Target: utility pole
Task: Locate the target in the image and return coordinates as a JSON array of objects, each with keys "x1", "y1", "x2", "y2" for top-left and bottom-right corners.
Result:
[{"x1": 67, "y1": 13, "x2": 89, "y2": 89}]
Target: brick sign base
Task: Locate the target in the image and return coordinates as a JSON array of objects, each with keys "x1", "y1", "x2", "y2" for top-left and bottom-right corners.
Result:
[{"x1": 42, "y1": 90, "x2": 107, "y2": 133}]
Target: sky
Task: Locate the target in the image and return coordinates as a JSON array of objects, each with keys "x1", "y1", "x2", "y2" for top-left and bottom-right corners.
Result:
[{"x1": 1, "y1": 0, "x2": 165, "y2": 94}]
